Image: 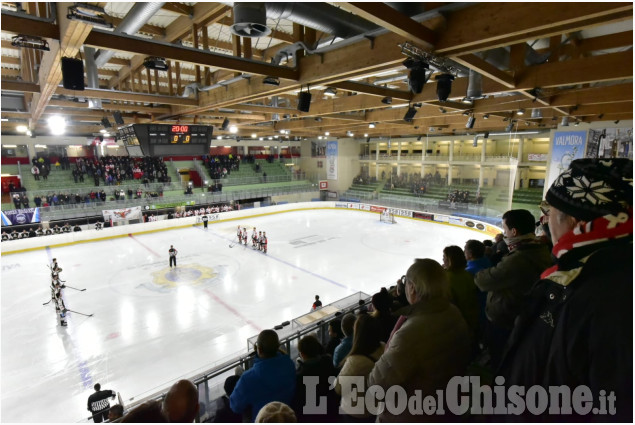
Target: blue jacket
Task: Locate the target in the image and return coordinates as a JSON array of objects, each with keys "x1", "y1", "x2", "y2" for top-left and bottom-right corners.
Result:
[
  {"x1": 465, "y1": 257, "x2": 491, "y2": 276},
  {"x1": 332, "y1": 336, "x2": 353, "y2": 368},
  {"x1": 229, "y1": 353, "x2": 296, "y2": 421}
]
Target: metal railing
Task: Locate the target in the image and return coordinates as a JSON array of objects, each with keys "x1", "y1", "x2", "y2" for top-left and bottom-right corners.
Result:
[
  {"x1": 9, "y1": 181, "x2": 179, "y2": 201},
  {"x1": 358, "y1": 154, "x2": 518, "y2": 163}
]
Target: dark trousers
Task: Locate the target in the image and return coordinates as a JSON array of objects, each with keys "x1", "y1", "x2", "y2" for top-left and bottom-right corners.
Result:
[
  {"x1": 170, "y1": 256, "x2": 176, "y2": 267},
  {"x1": 91, "y1": 408, "x2": 108, "y2": 423}
]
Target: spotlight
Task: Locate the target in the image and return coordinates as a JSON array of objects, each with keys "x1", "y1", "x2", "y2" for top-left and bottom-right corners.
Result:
[
  {"x1": 435, "y1": 74, "x2": 455, "y2": 102},
  {"x1": 517, "y1": 109, "x2": 525, "y2": 116},
  {"x1": 403, "y1": 58, "x2": 430, "y2": 94},
  {"x1": 325, "y1": 131, "x2": 330, "y2": 136},
  {"x1": 221, "y1": 118, "x2": 229, "y2": 131},
  {"x1": 364, "y1": 133, "x2": 368, "y2": 137},
  {"x1": 369, "y1": 123, "x2": 376, "y2": 129},
  {"x1": 263, "y1": 76, "x2": 280, "y2": 86},
  {"x1": 505, "y1": 121, "x2": 515, "y2": 132},
  {"x1": 229, "y1": 125, "x2": 238, "y2": 134},
  {"x1": 324, "y1": 87, "x2": 337, "y2": 96},
  {"x1": 11, "y1": 34, "x2": 50, "y2": 51},
  {"x1": 381, "y1": 97, "x2": 392, "y2": 105},
  {"x1": 439, "y1": 107, "x2": 446, "y2": 114},
  {"x1": 366, "y1": 137, "x2": 371, "y2": 143},
  {"x1": 483, "y1": 114, "x2": 489, "y2": 119},
  {"x1": 574, "y1": 121, "x2": 579, "y2": 127},
  {"x1": 403, "y1": 106, "x2": 417, "y2": 122},
  {"x1": 614, "y1": 120, "x2": 620, "y2": 124},
  {"x1": 530, "y1": 108, "x2": 542, "y2": 119},
  {"x1": 143, "y1": 56, "x2": 169, "y2": 71},
  {"x1": 561, "y1": 116, "x2": 569, "y2": 127},
  {"x1": 598, "y1": 113, "x2": 604, "y2": 119},
  {"x1": 465, "y1": 115, "x2": 476, "y2": 129}
]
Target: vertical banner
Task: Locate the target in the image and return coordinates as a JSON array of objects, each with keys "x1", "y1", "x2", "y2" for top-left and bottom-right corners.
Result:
[
  {"x1": 326, "y1": 141, "x2": 338, "y2": 180},
  {"x1": 546, "y1": 131, "x2": 587, "y2": 190}
]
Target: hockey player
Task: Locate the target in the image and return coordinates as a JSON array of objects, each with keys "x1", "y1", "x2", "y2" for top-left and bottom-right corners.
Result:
[
  {"x1": 51, "y1": 258, "x2": 62, "y2": 274},
  {"x1": 242, "y1": 227, "x2": 248, "y2": 245},
  {"x1": 237, "y1": 225, "x2": 242, "y2": 244},
  {"x1": 262, "y1": 232, "x2": 268, "y2": 254},
  {"x1": 51, "y1": 281, "x2": 67, "y2": 326},
  {"x1": 257, "y1": 231, "x2": 262, "y2": 251},
  {"x1": 252, "y1": 227, "x2": 258, "y2": 248}
]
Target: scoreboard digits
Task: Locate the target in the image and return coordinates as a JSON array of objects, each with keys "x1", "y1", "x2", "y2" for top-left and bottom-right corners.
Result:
[{"x1": 117, "y1": 123, "x2": 213, "y2": 156}]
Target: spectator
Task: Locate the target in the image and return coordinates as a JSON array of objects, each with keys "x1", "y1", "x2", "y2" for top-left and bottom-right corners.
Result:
[
  {"x1": 325, "y1": 319, "x2": 343, "y2": 358},
  {"x1": 442, "y1": 245, "x2": 479, "y2": 350},
  {"x1": 369, "y1": 288, "x2": 397, "y2": 343},
  {"x1": 108, "y1": 405, "x2": 124, "y2": 422},
  {"x1": 501, "y1": 158, "x2": 633, "y2": 421},
  {"x1": 474, "y1": 209, "x2": 552, "y2": 368},
  {"x1": 292, "y1": 334, "x2": 339, "y2": 422},
  {"x1": 121, "y1": 400, "x2": 167, "y2": 423},
  {"x1": 332, "y1": 314, "x2": 356, "y2": 368},
  {"x1": 230, "y1": 329, "x2": 296, "y2": 422},
  {"x1": 162, "y1": 379, "x2": 199, "y2": 423},
  {"x1": 255, "y1": 401, "x2": 296, "y2": 423},
  {"x1": 311, "y1": 295, "x2": 322, "y2": 311},
  {"x1": 367, "y1": 259, "x2": 470, "y2": 422},
  {"x1": 489, "y1": 233, "x2": 509, "y2": 266},
  {"x1": 334, "y1": 314, "x2": 385, "y2": 420},
  {"x1": 211, "y1": 375, "x2": 242, "y2": 423},
  {"x1": 464, "y1": 239, "x2": 492, "y2": 345}
]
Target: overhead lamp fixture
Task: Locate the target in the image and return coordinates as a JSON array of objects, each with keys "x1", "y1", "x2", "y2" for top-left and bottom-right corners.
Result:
[
  {"x1": 369, "y1": 123, "x2": 376, "y2": 129},
  {"x1": 325, "y1": 131, "x2": 330, "y2": 136},
  {"x1": 143, "y1": 56, "x2": 169, "y2": 71},
  {"x1": 67, "y1": 3, "x2": 112, "y2": 28},
  {"x1": 574, "y1": 121, "x2": 580, "y2": 126},
  {"x1": 403, "y1": 58, "x2": 430, "y2": 94},
  {"x1": 435, "y1": 74, "x2": 455, "y2": 102},
  {"x1": 366, "y1": 137, "x2": 371, "y2": 143},
  {"x1": 561, "y1": 116, "x2": 569, "y2": 127},
  {"x1": 318, "y1": 136, "x2": 323, "y2": 140},
  {"x1": 314, "y1": 117, "x2": 323, "y2": 122},
  {"x1": 47, "y1": 115, "x2": 66, "y2": 136},
  {"x1": 381, "y1": 97, "x2": 392, "y2": 105},
  {"x1": 103, "y1": 132, "x2": 110, "y2": 137},
  {"x1": 16, "y1": 125, "x2": 28, "y2": 133},
  {"x1": 462, "y1": 110, "x2": 470, "y2": 117},
  {"x1": 259, "y1": 137, "x2": 263, "y2": 141},
  {"x1": 221, "y1": 117, "x2": 230, "y2": 131},
  {"x1": 217, "y1": 136, "x2": 223, "y2": 140},
  {"x1": 483, "y1": 114, "x2": 489, "y2": 119},
  {"x1": 11, "y1": 34, "x2": 50, "y2": 51},
  {"x1": 530, "y1": 108, "x2": 543, "y2": 119},
  {"x1": 465, "y1": 115, "x2": 476, "y2": 129},
  {"x1": 263, "y1": 76, "x2": 280, "y2": 86},
  {"x1": 251, "y1": 133, "x2": 257, "y2": 138},
  {"x1": 461, "y1": 97, "x2": 473, "y2": 104},
  {"x1": 229, "y1": 125, "x2": 238, "y2": 134},
  {"x1": 517, "y1": 109, "x2": 525, "y2": 116},
  {"x1": 324, "y1": 87, "x2": 337, "y2": 96},
  {"x1": 346, "y1": 131, "x2": 354, "y2": 137},
  {"x1": 268, "y1": 136, "x2": 273, "y2": 140},
  {"x1": 403, "y1": 105, "x2": 418, "y2": 122},
  {"x1": 364, "y1": 133, "x2": 368, "y2": 137}
]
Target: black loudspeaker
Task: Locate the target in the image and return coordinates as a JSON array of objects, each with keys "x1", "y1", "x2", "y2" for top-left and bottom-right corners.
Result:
[
  {"x1": 61, "y1": 57, "x2": 85, "y2": 90},
  {"x1": 297, "y1": 92, "x2": 312, "y2": 112},
  {"x1": 113, "y1": 111, "x2": 124, "y2": 125}
]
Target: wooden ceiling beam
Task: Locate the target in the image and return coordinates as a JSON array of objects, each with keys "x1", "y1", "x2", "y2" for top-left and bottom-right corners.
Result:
[
  {"x1": 162, "y1": 3, "x2": 194, "y2": 17},
  {"x1": 108, "y1": 16, "x2": 165, "y2": 37}
]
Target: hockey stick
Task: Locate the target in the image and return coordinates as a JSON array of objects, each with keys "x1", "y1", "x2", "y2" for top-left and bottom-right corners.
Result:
[
  {"x1": 64, "y1": 308, "x2": 93, "y2": 317},
  {"x1": 229, "y1": 236, "x2": 237, "y2": 248},
  {"x1": 65, "y1": 285, "x2": 86, "y2": 292},
  {"x1": 43, "y1": 298, "x2": 53, "y2": 305}
]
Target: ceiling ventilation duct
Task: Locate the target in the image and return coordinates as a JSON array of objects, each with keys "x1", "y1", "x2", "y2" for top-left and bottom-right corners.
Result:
[
  {"x1": 231, "y1": 3, "x2": 271, "y2": 37},
  {"x1": 466, "y1": 69, "x2": 485, "y2": 100}
]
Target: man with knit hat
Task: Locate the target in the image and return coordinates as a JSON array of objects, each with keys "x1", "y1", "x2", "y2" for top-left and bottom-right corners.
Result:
[{"x1": 500, "y1": 158, "x2": 633, "y2": 421}]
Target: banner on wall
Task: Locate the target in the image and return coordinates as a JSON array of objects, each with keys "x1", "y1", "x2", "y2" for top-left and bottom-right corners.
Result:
[
  {"x1": 1, "y1": 208, "x2": 40, "y2": 226},
  {"x1": 102, "y1": 206, "x2": 142, "y2": 222},
  {"x1": 546, "y1": 131, "x2": 587, "y2": 189},
  {"x1": 326, "y1": 141, "x2": 338, "y2": 180}
]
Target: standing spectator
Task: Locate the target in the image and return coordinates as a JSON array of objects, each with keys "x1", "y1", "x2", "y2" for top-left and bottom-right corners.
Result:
[
  {"x1": 169, "y1": 245, "x2": 178, "y2": 268},
  {"x1": 489, "y1": 233, "x2": 509, "y2": 266},
  {"x1": 474, "y1": 210, "x2": 552, "y2": 368},
  {"x1": 211, "y1": 375, "x2": 242, "y2": 423},
  {"x1": 369, "y1": 288, "x2": 397, "y2": 343},
  {"x1": 229, "y1": 329, "x2": 296, "y2": 422},
  {"x1": 501, "y1": 158, "x2": 633, "y2": 421},
  {"x1": 108, "y1": 405, "x2": 124, "y2": 422},
  {"x1": 161, "y1": 379, "x2": 199, "y2": 423},
  {"x1": 325, "y1": 319, "x2": 343, "y2": 358},
  {"x1": 87, "y1": 383, "x2": 116, "y2": 423},
  {"x1": 31, "y1": 165, "x2": 40, "y2": 180},
  {"x1": 367, "y1": 259, "x2": 470, "y2": 422}
]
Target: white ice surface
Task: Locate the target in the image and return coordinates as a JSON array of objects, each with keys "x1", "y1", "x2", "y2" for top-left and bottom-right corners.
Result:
[{"x1": 1, "y1": 209, "x2": 483, "y2": 422}]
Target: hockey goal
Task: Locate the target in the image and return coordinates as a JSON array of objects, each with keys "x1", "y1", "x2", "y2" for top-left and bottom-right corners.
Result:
[{"x1": 379, "y1": 211, "x2": 396, "y2": 224}]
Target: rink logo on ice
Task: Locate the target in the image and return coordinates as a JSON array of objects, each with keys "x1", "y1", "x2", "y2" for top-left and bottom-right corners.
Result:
[
  {"x1": 151, "y1": 264, "x2": 218, "y2": 287},
  {"x1": 289, "y1": 234, "x2": 339, "y2": 248}
]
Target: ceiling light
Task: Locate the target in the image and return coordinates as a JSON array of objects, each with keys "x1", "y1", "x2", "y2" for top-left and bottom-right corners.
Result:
[
  {"x1": 47, "y1": 115, "x2": 66, "y2": 135},
  {"x1": 229, "y1": 125, "x2": 238, "y2": 133},
  {"x1": 364, "y1": 133, "x2": 368, "y2": 137},
  {"x1": 325, "y1": 131, "x2": 330, "y2": 136},
  {"x1": 66, "y1": 3, "x2": 112, "y2": 28},
  {"x1": 614, "y1": 120, "x2": 620, "y2": 124},
  {"x1": 530, "y1": 108, "x2": 543, "y2": 119},
  {"x1": 101, "y1": 117, "x2": 112, "y2": 129},
  {"x1": 268, "y1": 137, "x2": 273, "y2": 140},
  {"x1": 221, "y1": 117, "x2": 229, "y2": 131},
  {"x1": 435, "y1": 74, "x2": 455, "y2": 102},
  {"x1": 324, "y1": 87, "x2": 337, "y2": 96},
  {"x1": 561, "y1": 116, "x2": 569, "y2": 127},
  {"x1": 465, "y1": 115, "x2": 476, "y2": 129},
  {"x1": 274, "y1": 135, "x2": 279, "y2": 138},
  {"x1": 381, "y1": 97, "x2": 392, "y2": 105},
  {"x1": 103, "y1": 132, "x2": 110, "y2": 137},
  {"x1": 263, "y1": 76, "x2": 280, "y2": 86},
  {"x1": 403, "y1": 58, "x2": 430, "y2": 94},
  {"x1": 251, "y1": 133, "x2": 257, "y2": 138},
  {"x1": 11, "y1": 34, "x2": 50, "y2": 51},
  {"x1": 369, "y1": 123, "x2": 376, "y2": 129},
  {"x1": 99, "y1": 128, "x2": 107, "y2": 133},
  {"x1": 217, "y1": 136, "x2": 223, "y2": 140},
  {"x1": 259, "y1": 137, "x2": 263, "y2": 141},
  {"x1": 16, "y1": 125, "x2": 28, "y2": 133},
  {"x1": 483, "y1": 114, "x2": 489, "y2": 119},
  {"x1": 517, "y1": 109, "x2": 525, "y2": 116},
  {"x1": 574, "y1": 121, "x2": 580, "y2": 126},
  {"x1": 318, "y1": 136, "x2": 323, "y2": 140},
  {"x1": 143, "y1": 56, "x2": 169, "y2": 71}
]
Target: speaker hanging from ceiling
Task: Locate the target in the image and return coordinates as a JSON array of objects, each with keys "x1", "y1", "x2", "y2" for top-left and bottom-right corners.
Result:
[
  {"x1": 113, "y1": 111, "x2": 124, "y2": 125},
  {"x1": 297, "y1": 85, "x2": 312, "y2": 113},
  {"x1": 61, "y1": 57, "x2": 85, "y2": 91}
]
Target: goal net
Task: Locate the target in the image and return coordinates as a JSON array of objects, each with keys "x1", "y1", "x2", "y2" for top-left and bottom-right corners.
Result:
[{"x1": 379, "y1": 211, "x2": 396, "y2": 224}]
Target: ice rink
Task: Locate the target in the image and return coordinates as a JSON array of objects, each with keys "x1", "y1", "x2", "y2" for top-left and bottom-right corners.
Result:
[{"x1": 1, "y1": 208, "x2": 485, "y2": 422}]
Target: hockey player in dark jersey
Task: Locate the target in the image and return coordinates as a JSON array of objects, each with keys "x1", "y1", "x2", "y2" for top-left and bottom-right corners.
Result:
[
  {"x1": 257, "y1": 231, "x2": 262, "y2": 251},
  {"x1": 87, "y1": 383, "x2": 116, "y2": 423}
]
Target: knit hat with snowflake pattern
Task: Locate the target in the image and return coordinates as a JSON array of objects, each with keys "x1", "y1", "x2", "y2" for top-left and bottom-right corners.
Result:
[{"x1": 546, "y1": 158, "x2": 632, "y2": 221}]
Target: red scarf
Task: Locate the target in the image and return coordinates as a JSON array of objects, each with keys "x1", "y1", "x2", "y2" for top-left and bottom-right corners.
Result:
[{"x1": 541, "y1": 209, "x2": 633, "y2": 279}]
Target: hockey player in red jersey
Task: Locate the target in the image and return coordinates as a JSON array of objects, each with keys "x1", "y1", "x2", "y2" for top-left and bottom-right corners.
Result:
[
  {"x1": 242, "y1": 227, "x2": 248, "y2": 245},
  {"x1": 262, "y1": 232, "x2": 268, "y2": 254},
  {"x1": 252, "y1": 227, "x2": 258, "y2": 248}
]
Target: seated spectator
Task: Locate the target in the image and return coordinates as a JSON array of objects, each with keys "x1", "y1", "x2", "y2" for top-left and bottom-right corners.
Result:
[
  {"x1": 369, "y1": 288, "x2": 397, "y2": 343},
  {"x1": 325, "y1": 319, "x2": 343, "y2": 358},
  {"x1": 73, "y1": 224, "x2": 82, "y2": 232},
  {"x1": 368, "y1": 259, "x2": 470, "y2": 422},
  {"x1": 1, "y1": 231, "x2": 8, "y2": 241},
  {"x1": 334, "y1": 314, "x2": 385, "y2": 420},
  {"x1": 442, "y1": 245, "x2": 480, "y2": 349},
  {"x1": 211, "y1": 375, "x2": 242, "y2": 423},
  {"x1": 121, "y1": 400, "x2": 167, "y2": 422},
  {"x1": 255, "y1": 401, "x2": 296, "y2": 423},
  {"x1": 292, "y1": 334, "x2": 339, "y2": 422},
  {"x1": 230, "y1": 329, "x2": 296, "y2": 422},
  {"x1": 332, "y1": 314, "x2": 356, "y2": 368},
  {"x1": 162, "y1": 379, "x2": 199, "y2": 423},
  {"x1": 108, "y1": 404, "x2": 124, "y2": 422},
  {"x1": 28, "y1": 227, "x2": 36, "y2": 238}
]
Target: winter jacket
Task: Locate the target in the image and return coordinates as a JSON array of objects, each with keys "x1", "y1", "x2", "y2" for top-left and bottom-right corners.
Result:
[
  {"x1": 367, "y1": 299, "x2": 470, "y2": 422},
  {"x1": 293, "y1": 354, "x2": 339, "y2": 422},
  {"x1": 446, "y1": 269, "x2": 480, "y2": 339},
  {"x1": 501, "y1": 236, "x2": 633, "y2": 422},
  {"x1": 229, "y1": 352, "x2": 296, "y2": 422},
  {"x1": 335, "y1": 344, "x2": 385, "y2": 418},
  {"x1": 475, "y1": 242, "x2": 552, "y2": 329}
]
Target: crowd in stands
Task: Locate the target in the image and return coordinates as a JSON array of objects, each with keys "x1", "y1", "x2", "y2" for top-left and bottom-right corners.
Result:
[
  {"x1": 203, "y1": 154, "x2": 240, "y2": 180},
  {"x1": 8, "y1": 187, "x2": 165, "y2": 209},
  {"x1": 382, "y1": 171, "x2": 446, "y2": 196},
  {"x1": 1, "y1": 222, "x2": 82, "y2": 240}
]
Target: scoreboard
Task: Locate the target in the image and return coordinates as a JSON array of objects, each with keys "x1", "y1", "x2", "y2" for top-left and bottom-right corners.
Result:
[{"x1": 118, "y1": 124, "x2": 213, "y2": 156}]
